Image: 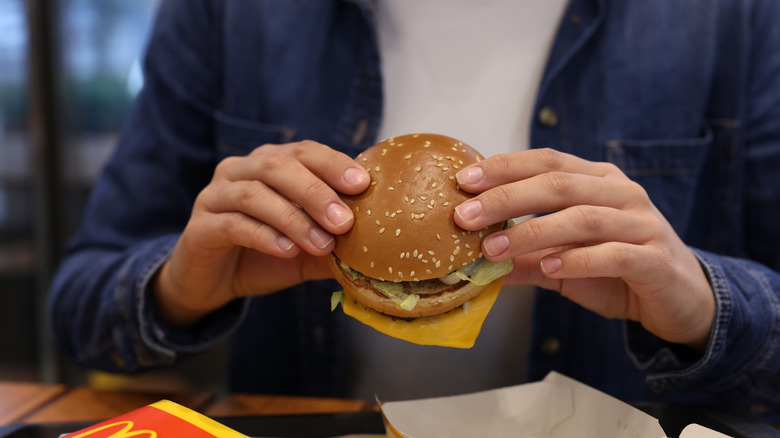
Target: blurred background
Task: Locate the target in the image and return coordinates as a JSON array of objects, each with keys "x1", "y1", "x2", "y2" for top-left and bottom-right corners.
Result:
[{"x1": 0, "y1": 0, "x2": 227, "y2": 392}]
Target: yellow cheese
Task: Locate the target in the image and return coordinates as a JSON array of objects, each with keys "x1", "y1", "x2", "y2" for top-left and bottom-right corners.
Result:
[{"x1": 341, "y1": 279, "x2": 502, "y2": 348}]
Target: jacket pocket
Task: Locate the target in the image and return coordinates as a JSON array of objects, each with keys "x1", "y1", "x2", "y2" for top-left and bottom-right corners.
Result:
[
  {"x1": 605, "y1": 125, "x2": 713, "y2": 234},
  {"x1": 215, "y1": 110, "x2": 297, "y2": 157}
]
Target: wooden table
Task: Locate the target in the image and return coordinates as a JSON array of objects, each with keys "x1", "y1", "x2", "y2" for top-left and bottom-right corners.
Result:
[{"x1": 0, "y1": 380, "x2": 378, "y2": 426}]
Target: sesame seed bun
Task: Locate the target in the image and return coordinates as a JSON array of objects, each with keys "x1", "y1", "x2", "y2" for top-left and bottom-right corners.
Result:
[{"x1": 329, "y1": 133, "x2": 503, "y2": 318}]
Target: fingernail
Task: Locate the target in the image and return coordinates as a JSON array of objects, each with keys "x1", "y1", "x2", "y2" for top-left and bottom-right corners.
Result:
[
  {"x1": 455, "y1": 199, "x2": 483, "y2": 221},
  {"x1": 540, "y1": 256, "x2": 562, "y2": 274},
  {"x1": 483, "y1": 234, "x2": 510, "y2": 257},
  {"x1": 309, "y1": 228, "x2": 334, "y2": 249},
  {"x1": 344, "y1": 167, "x2": 368, "y2": 185},
  {"x1": 327, "y1": 202, "x2": 352, "y2": 227},
  {"x1": 456, "y1": 165, "x2": 483, "y2": 185},
  {"x1": 277, "y1": 235, "x2": 296, "y2": 251}
]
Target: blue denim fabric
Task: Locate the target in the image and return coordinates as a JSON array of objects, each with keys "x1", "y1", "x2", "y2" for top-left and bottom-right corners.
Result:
[{"x1": 48, "y1": 0, "x2": 780, "y2": 411}]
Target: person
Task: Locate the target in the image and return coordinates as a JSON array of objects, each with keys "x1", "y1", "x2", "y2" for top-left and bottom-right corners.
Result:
[{"x1": 48, "y1": 0, "x2": 780, "y2": 415}]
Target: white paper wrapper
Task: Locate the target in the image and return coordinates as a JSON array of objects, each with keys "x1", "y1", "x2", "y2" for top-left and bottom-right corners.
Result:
[{"x1": 379, "y1": 372, "x2": 731, "y2": 438}]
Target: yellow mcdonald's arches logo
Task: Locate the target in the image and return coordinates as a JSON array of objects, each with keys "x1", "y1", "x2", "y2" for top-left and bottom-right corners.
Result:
[{"x1": 68, "y1": 420, "x2": 157, "y2": 438}]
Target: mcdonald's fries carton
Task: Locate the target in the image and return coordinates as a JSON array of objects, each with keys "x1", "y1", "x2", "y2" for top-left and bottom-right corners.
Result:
[{"x1": 61, "y1": 400, "x2": 248, "y2": 438}]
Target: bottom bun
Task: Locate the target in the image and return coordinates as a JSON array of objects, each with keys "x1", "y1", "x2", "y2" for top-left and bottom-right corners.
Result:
[{"x1": 327, "y1": 254, "x2": 489, "y2": 318}]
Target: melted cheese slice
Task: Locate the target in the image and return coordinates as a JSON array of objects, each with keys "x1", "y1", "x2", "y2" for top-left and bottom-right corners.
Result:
[{"x1": 341, "y1": 279, "x2": 502, "y2": 348}]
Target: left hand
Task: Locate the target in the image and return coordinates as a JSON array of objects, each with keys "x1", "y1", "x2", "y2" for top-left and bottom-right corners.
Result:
[{"x1": 453, "y1": 148, "x2": 715, "y2": 351}]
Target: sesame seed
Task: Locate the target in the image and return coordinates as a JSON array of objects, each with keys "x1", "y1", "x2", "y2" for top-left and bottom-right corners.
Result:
[
  {"x1": 431, "y1": 182, "x2": 438, "y2": 188},
  {"x1": 374, "y1": 166, "x2": 380, "y2": 171},
  {"x1": 439, "y1": 192, "x2": 444, "y2": 198},
  {"x1": 449, "y1": 255, "x2": 455, "y2": 262},
  {"x1": 448, "y1": 176, "x2": 455, "y2": 180},
  {"x1": 370, "y1": 261, "x2": 375, "y2": 268},
  {"x1": 436, "y1": 234, "x2": 441, "y2": 240},
  {"x1": 426, "y1": 269, "x2": 432, "y2": 274},
  {"x1": 467, "y1": 251, "x2": 474, "y2": 257},
  {"x1": 395, "y1": 229, "x2": 401, "y2": 236},
  {"x1": 415, "y1": 166, "x2": 422, "y2": 171},
  {"x1": 379, "y1": 228, "x2": 385, "y2": 233},
  {"x1": 454, "y1": 239, "x2": 460, "y2": 244},
  {"x1": 400, "y1": 252, "x2": 405, "y2": 259},
  {"x1": 388, "y1": 267, "x2": 393, "y2": 274},
  {"x1": 405, "y1": 154, "x2": 412, "y2": 159},
  {"x1": 388, "y1": 186, "x2": 394, "y2": 191},
  {"x1": 363, "y1": 246, "x2": 368, "y2": 253},
  {"x1": 381, "y1": 148, "x2": 387, "y2": 156},
  {"x1": 428, "y1": 251, "x2": 435, "y2": 256},
  {"x1": 435, "y1": 260, "x2": 441, "y2": 268},
  {"x1": 385, "y1": 211, "x2": 389, "y2": 217},
  {"x1": 443, "y1": 201, "x2": 450, "y2": 206},
  {"x1": 355, "y1": 206, "x2": 360, "y2": 212},
  {"x1": 448, "y1": 265, "x2": 453, "y2": 270},
  {"x1": 390, "y1": 212, "x2": 397, "y2": 218},
  {"x1": 427, "y1": 205, "x2": 433, "y2": 210},
  {"x1": 376, "y1": 220, "x2": 381, "y2": 226},
  {"x1": 367, "y1": 209, "x2": 372, "y2": 216},
  {"x1": 398, "y1": 271, "x2": 404, "y2": 278},
  {"x1": 419, "y1": 196, "x2": 427, "y2": 201},
  {"x1": 453, "y1": 246, "x2": 461, "y2": 255},
  {"x1": 409, "y1": 198, "x2": 416, "y2": 204},
  {"x1": 410, "y1": 270, "x2": 415, "y2": 277},
  {"x1": 371, "y1": 181, "x2": 377, "y2": 185}
]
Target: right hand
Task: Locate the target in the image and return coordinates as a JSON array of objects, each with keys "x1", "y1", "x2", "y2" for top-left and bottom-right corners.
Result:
[{"x1": 153, "y1": 140, "x2": 370, "y2": 327}]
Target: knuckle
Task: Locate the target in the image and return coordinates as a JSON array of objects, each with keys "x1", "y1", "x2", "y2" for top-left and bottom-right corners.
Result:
[
  {"x1": 301, "y1": 177, "x2": 330, "y2": 203},
  {"x1": 235, "y1": 181, "x2": 262, "y2": 208},
  {"x1": 608, "y1": 244, "x2": 634, "y2": 270},
  {"x1": 543, "y1": 171, "x2": 575, "y2": 197},
  {"x1": 492, "y1": 153, "x2": 513, "y2": 175},
  {"x1": 574, "y1": 205, "x2": 606, "y2": 234},
  {"x1": 520, "y1": 219, "x2": 547, "y2": 246},
  {"x1": 537, "y1": 148, "x2": 565, "y2": 170},
  {"x1": 260, "y1": 151, "x2": 294, "y2": 172}
]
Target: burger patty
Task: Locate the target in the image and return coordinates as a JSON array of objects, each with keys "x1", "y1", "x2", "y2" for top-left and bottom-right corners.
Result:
[{"x1": 336, "y1": 257, "x2": 466, "y2": 298}]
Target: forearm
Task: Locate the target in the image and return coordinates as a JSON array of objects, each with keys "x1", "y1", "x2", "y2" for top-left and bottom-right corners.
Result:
[{"x1": 48, "y1": 234, "x2": 246, "y2": 373}]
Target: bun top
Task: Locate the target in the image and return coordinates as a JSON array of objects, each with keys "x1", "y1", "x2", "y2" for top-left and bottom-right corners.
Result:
[{"x1": 334, "y1": 133, "x2": 501, "y2": 282}]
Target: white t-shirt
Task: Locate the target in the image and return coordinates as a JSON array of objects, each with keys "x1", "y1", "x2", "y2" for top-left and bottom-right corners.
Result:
[{"x1": 343, "y1": 0, "x2": 568, "y2": 401}]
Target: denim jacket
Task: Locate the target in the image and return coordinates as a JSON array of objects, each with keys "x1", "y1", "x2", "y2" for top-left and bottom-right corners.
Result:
[{"x1": 49, "y1": 0, "x2": 780, "y2": 412}]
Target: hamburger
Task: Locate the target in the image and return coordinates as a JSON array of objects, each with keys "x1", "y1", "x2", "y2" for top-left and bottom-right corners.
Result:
[{"x1": 328, "y1": 133, "x2": 512, "y2": 348}]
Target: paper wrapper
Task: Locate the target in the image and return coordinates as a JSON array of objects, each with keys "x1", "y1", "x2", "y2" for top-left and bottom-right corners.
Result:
[
  {"x1": 61, "y1": 400, "x2": 248, "y2": 438},
  {"x1": 380, "y1": 372, "x2": 731, "y2": 438}
]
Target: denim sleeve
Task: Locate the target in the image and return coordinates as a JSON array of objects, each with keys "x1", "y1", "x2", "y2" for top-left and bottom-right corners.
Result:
[
  {"x1": 47, "y1": 0, "x2": 242, "y2": 373},
  {"x1": 625, "y1": 2, "x2": 780, "y2": 411},
  {"x1": 625, "y1": 249, "x2": 780, "y2": 411}
]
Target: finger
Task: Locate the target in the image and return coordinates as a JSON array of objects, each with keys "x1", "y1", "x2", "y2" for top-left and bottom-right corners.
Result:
[
  {"x1": 198, "y1": 210, "x2": 303, "y2": 258},
  {"x1": 222, "y1": 148, "x2": 360, "y2": 233},
  {"x1": 224, "y1": 141, "x2": 370, "y2": 194},
  {"x1": 480, "y1": 205, "x2": 656, "y2": 259},
  {"x1": 287, "y1": 140, "x2": 371, "y2": 195},
  {"x1": 455, "y1": 148, "x2": 619, "y2": 192},
  {"x1": 205, "y1": 180, "x2": 336, "y2": 254},
  {"x1": 454, "y1": 168, "x2": 646, "y2": 231},
  {"x1": 538, "y1": 241, "x2": 655, "y2": 280}
]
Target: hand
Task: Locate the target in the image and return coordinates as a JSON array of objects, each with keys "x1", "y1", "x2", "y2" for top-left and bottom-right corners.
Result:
[
  {"x1": 153, "y1": 140, "x2": 370, "y2": 327},
  {"x1": 453, "y1": 148, "x2": 715, "y2": 350}
]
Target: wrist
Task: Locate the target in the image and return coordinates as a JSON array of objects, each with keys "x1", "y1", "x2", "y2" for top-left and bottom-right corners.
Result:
[{"x1": 151, "y1": 261, "x2": 212, "y2": 329}]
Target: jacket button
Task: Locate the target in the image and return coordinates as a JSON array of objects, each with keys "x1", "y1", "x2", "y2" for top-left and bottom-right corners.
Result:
[
  {"x1": 538, "y1": 106, "x2": 558, "y2": 127},
  {"x1": 540, "y1": 336, "x2": 560, "y2": 355}
]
